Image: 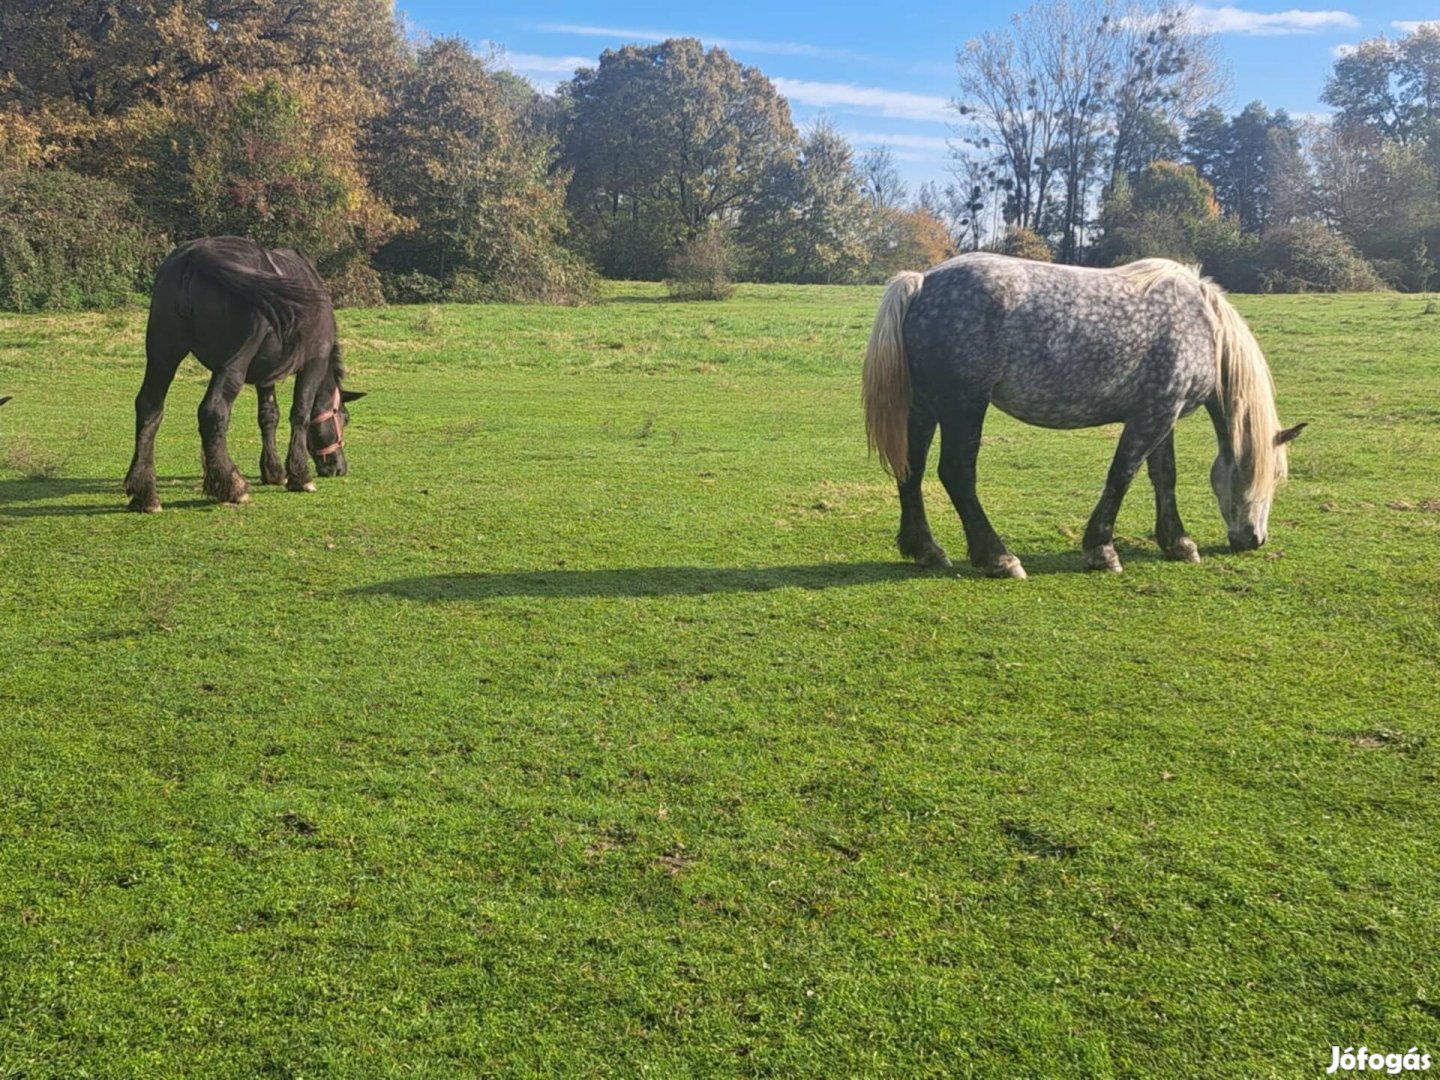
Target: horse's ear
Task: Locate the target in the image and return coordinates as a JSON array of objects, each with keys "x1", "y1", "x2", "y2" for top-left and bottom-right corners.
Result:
[
  {"x1": 340, "y1": 390, "x2": 367, "y2": 404},
  {"x1": 1275, "y1": 422, "x2": 1307, "y2": 446}
]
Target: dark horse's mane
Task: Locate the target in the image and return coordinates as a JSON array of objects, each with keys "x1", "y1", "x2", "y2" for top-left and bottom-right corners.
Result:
[{"x1": 182, "y1": 238, "x2": 330, "y2": 351}]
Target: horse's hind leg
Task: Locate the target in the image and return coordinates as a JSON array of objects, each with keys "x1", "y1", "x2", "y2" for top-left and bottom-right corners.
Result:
[
  {"x1": 257, "y1": 384, "x2": 286, "y2": 484},
  {"x1": 1146, "y1": 430, "x2": 1200, "y2": 563},
  {"x1": 896, "y1": 407, "x2": 951, "y2": 568},
  {"x1": 936, "y1": 402, "x2": 1025, "y2": 579},
  {"x1": 1083, "y1": 418, "x2": 1174, "y2": 573},
  {"x1": 124, "y1": 318, "x2": 187, "y2": 512}
]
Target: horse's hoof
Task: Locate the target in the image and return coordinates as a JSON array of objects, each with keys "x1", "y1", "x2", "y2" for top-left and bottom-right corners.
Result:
[
  {"x1": 1167, "y1": 537, "x2": 1201, "y2": 564},
  {"x1": 128, "y1": 497, "x2": 161, "y2": 513},
  {"x1": 1086, "y1": 545, "x2": 1123, "y2": 573},
  {"x1": 989, "y1": 554, "x2": 1027, "y2": 580},
  {"x1": 260, "y1": 472, "x2": 287, "y2": 486},
  {"x1": 917, "y1": 547, "x2": 953, "y2": 569}
]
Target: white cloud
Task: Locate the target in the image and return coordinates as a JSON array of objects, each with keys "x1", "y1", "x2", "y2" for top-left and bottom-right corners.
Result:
[
  {"x1": 495, "y1": 51, "x2": 591, "y2": 76},
  {"x1": 537, "y1": 23, "x2": 861, "y2": 61},
  {"x1": 840, "y1": 131, "x2": 955, "y2": 153},
  {"x1": 771, "y1": 78, "x2": 952, "y2": 123},
  {"x1": 1191, "y1": 6, "x2": 1358, "y2": 35},
  {"x1": 1392, "y1": 20, "x2": 1440, "y2": 33}
]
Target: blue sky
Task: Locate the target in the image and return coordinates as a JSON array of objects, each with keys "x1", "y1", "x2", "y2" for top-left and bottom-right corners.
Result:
[{"x1": 396, "y1": 2, "x2": 1439, "y2": 195}]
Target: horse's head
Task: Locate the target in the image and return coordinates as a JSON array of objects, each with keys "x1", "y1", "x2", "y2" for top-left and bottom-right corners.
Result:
[
  {"x1": 1211, "y1": 422, "x2": 1305, "y2": 550},
  {"x1": 307, "y1": 384, "x2": 366, "y2": 477}
]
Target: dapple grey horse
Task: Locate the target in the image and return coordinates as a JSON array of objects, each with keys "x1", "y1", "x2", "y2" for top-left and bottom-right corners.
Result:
[{"x1": 863, "y1": 254, "x2": 1304, "y2": 579}]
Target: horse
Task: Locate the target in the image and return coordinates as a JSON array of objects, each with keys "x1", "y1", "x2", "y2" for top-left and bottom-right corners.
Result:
[
  {"x1": 124, "y1": 236, "x2": 365, "y2": 512},
  {"x1": 862, "y1": 254, "x2": 1305, "y2": 579}
]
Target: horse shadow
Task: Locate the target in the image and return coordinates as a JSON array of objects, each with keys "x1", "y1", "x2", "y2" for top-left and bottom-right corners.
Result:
[
  {"x1": 352, "y1": 561, "x2": 928, "y2": 601},
  {"x1": 349, "y1": 544, "x2": 1206, "y2": 601},
  {"x1": 0, "y1": 476, "x2": 208, "y2": 517}
]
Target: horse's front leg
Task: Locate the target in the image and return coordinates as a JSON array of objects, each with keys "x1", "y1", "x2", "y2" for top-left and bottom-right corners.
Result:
[
  {"x1": 284, "y1": 364, "x2": 323, "y2": 492},
  {"x1": 198, "y1": 367, "x2": 250, "y2": 504},
  {"x1": 937, "y1": 402, "x2": 1025, "y2": 579},
  {"x1": 1146, "y1": 429, "x2": 1200, "y2": 563},
  {"x1": 1083, "y1": 419, "x2": 1173, "y2": 573},
  {"x1": 257, "y1": 383, "x2": 287, "y2": 485},
  {"x1": 896, "y1": 406, "x2": 951, "y2": 568}
]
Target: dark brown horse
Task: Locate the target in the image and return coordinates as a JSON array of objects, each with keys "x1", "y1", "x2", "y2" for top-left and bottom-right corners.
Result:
[{"x1": 124, "y1": 236, "x2": 365, "y2": 512}]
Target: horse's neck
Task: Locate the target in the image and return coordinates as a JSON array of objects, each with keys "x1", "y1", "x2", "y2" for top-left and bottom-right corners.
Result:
[{"x1": 1204, "y1": 395, "x2": 1233, "y2": 457}]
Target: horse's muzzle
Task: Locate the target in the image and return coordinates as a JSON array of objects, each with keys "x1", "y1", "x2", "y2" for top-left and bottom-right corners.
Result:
[{"x1": 1229, "y1": 528, "x2": 1263, "y2": 552}]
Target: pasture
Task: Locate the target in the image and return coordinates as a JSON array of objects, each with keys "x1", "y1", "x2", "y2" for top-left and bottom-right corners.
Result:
[{"x1": 1, "y1": 284, "x2": 1438, "y2": 1076}]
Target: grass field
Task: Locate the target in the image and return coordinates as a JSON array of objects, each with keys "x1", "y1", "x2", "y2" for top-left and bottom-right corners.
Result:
[{"x1": 1, "y1": 282, "x2": 1438, "y2": 1077}]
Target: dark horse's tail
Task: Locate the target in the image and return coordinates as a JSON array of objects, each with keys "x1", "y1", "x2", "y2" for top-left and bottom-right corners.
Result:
[
  {"x1": 862, "y1": 271, "x2": 925, "y2": 481},
  {"x1": 180, "y1": 244, "x2": 328, "y2": 343}
]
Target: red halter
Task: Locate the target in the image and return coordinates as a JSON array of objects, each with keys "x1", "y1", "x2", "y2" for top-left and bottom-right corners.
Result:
[{"x1": 310, "y1": 387, "x2": 344, "y2": 458}]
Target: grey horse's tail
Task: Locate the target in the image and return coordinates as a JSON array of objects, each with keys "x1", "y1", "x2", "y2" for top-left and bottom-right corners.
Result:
[{"x1": 863, "y1": 271, "x2": 924, "y2": 481}]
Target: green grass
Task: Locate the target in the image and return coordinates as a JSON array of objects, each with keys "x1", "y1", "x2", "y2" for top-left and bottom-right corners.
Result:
[{"x1": 1, "y1": 283, "x2": 1438, "y2": 1077}]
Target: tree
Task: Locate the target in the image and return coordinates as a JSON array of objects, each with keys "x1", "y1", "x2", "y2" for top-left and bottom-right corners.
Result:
[
  {"x1": 1263, "y1": 120, "x2": 1312, "y2": 227},
  {"x1": 1324, "y1": 25, "x2": 1440, "y2": 145},
  {"x1": 1111, "y1": 107, "x2": 1182, "y2": 183},
  {"x1": 1311, "y1": 124, "x2": 1439, "y2": 270},
  {"x1": 954, "y1": 0, "x2": 1220, "y2": 261},
  {"x1": 740, "y1": 119, "x2": 869, "y2": 283},
  {"x1": 926, "y1": 163, "x2": 991, "y2": 251},
  {"x1": 859, "y1": 146, "x2": 908, "y2": 209},
  {"x1": 1093, "y1": 160, "x2": 1225, "y2": 267},
  {"x1": 1314, "y1": 24, "x2": 1440, "y2": 284},
  {"x1": 0, "y1": 0, "x2": 406, "y2": 299},
  {"x1": 954, "y1": 7, "x2": 1064, "y2": 233},
  {"x1": 1035, "y1": 0, "x2": 1118, "y2": 262},
  {"x1": 1324, "y1": 38, "x2": 1407, "y2": 142},
  {"x1": 560, "y1": 38, "x2": 798, "y2": 279},
  {"x1": 1184, "y1": 103, "x2": 1306, "y2": 233},
  {"x1": 368, "y1": 38, "x2": 588, "y2": 301},
  {"x1": 1108, "y1": 4, "x2": 1221, "y2": 183},
  {"x1": 0, "y1": 0, "x2": 402, "y2": 148},
  {"x1": 863, "y1": 206, "x2": 955, "y2": 279}
]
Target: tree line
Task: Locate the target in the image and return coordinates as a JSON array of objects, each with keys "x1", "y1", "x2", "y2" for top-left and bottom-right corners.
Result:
[
  {"x1": 953, "y1": 0, "x2": 1439, "y2": 292},
  {"x1": 1, "y1": 0, "x2": 1436, "y2": 311}
]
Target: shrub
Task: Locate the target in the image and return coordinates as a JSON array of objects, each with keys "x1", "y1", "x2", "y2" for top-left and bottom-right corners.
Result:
[
  {"x1": 0, "y1": 167, "x2": 162, "y2": 311},
  {"x1": 379, "y1": 259, "x2": 595, "y2": 306},
  {"x1": 1193, "y1": 216, "x2": 1261, "y2": 292},
  {"x1": 1369, "y1": 258, "x2": 1409, "y2": 290},
  {"x1": 380, "y1": 270, "x2": 447, "y2": 305},
  {"x1": 1257, "y1": 222, "x2": 1383, "y2": 293},
  {"x1": 324, "y1": 259, "x2": 387, "y2": 308},
  {"x1": 863, "y1": 207, "x2": 957, "y2": 282},
  {"x1": 666, "y1": 227, "x2": 737, "y2": 300},
  {"x1": 988, "y1": 226, "x2": 1053, "y2": 262}
]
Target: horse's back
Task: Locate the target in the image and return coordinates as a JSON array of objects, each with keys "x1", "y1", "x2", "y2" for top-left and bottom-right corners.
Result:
[
  {"x1": 904, "y1": 254, "x2": 1217, "y2": 428},
  {"x1": 147, "y1": 237, "x2": 333, "y2": 380}
]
